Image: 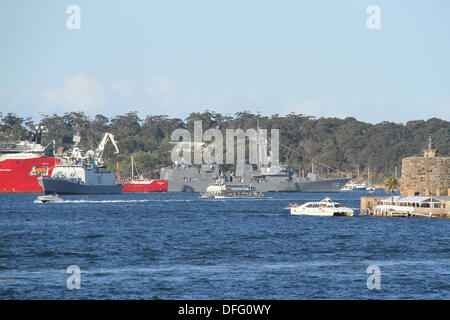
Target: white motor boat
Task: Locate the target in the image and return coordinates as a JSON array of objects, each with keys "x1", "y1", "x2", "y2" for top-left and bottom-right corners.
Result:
[
  {"x1": 341, "y1": 181, "x2": 368, "y2": 191},
  {"x1": 289, "y1": 197, "x2": 354, "y2": 216},
  {"x1": 201, "y1": 179, "x2": 263, "y2": 199},
  {"x1": 37, "y1": 194, "x2": 64, "y2": 203}
]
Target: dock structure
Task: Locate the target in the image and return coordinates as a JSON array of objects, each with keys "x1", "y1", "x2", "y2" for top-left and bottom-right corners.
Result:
[{"x1": 360, "y1": 196, "x2": 450, "y2": 219}]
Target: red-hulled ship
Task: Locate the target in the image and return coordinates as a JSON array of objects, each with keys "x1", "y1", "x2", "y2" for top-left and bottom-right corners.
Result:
[
  {"x1": 117, "y1": 156, "x2": 168, "y2": 192},
  {"x1": 0, "y1": 128, "x2": 59, "y2": 193},
  {"x1": 121, "y1": 179, "x2": 168, "y2": 192}
]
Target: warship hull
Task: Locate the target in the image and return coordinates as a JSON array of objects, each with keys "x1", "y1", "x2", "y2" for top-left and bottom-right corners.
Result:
[
  {"x1": 167, "y1": 178, "x2": 349, "y2": 193},
  {"x1": 39, "y1": 177, "x2": 123, "y2": 194}
]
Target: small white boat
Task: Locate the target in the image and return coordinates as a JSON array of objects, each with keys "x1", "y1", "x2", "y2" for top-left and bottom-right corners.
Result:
[
  {"x1": 37, "y1": 194, "x2": 64, "y2": 203},
  {"x1": 201, "y1": 179, "x2": 263, "y2": 199},
  {"x1": 289, "y1": 197, "x2": 354, "y2": 216}
]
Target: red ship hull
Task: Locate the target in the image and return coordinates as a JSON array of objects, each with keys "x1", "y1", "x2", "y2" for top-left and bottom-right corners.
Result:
[
  {"x1": 121, "y1": 179, "x2": 167, "y2": 192},
  {"x1": 0, "y1": 157, "x2": 60, "y2": 193}
]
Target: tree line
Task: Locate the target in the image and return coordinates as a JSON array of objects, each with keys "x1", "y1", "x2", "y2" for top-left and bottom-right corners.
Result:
[{"x1": 1, "y1": 111, "x2": 448, "y2": 184}]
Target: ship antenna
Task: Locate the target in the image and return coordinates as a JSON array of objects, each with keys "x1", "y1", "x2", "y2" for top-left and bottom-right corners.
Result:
[{"x1": 256, "y1": 117, "x2": 261, "y2": 170}]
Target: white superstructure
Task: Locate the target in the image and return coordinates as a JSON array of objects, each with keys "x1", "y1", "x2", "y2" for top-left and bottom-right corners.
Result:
[
  {"x1": 43, "y1": 132, "x2": 121, "y2": 190},
  {"x1": 51, "y1": 159, "x2": 117, "y2": 186},
  {"x1": 0, "y1": 140, "x2": 54, "y2": 161}
]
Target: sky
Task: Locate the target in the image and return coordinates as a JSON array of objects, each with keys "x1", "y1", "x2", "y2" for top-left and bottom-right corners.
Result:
[{"x1": 0, "y1": 0, "x2": 449, "y2": 124}]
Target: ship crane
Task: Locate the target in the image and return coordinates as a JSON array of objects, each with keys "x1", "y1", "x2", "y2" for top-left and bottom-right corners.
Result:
[
  {"x1": 94, "y1": 133, "x2": 120, "y2": 165},
  {"x1": 43, "y1": 140, "x2": 56, "y2": 157}
]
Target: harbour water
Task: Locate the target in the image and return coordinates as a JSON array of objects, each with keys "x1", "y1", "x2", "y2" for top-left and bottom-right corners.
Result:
[{"x1": 0, "y1": 190, "x2": 448, "y2": 299}]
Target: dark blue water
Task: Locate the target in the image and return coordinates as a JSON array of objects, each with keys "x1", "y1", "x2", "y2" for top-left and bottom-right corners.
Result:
[{"x1": 0, "y1": 191, "x2": 448, "y2": 299}]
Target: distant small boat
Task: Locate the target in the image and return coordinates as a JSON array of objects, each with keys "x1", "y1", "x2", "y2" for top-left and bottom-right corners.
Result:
[
  {"x1": 37, "y1": 194, "x2": 63, "y2": 203},
  {"x1": 341, "y1": 181, "x2": 376, "y2": 192}
]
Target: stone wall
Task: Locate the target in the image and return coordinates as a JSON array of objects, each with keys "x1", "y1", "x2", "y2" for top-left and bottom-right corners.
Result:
[
  {"x1": 400, "y1": 157, "x2": 450, "y2": 196},
  {"x1": 359, "y1": 196, "x2": 385, "y2": 215}
]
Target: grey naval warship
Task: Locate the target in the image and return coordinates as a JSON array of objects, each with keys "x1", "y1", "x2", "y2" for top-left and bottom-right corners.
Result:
[
  {"x1": 161, "y1": 124, "x2": 349, "y2": 192},
  {"x1": 38, "y1": 133, "x2": 123, "y2": 194},
  {"x1": 160, "y1": 161, "x2": 349, "y2": 193}
]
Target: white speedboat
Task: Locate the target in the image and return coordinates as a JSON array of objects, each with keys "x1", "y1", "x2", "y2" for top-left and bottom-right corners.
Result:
[
  {"x1": 37, "y1": 194, "x2": 64, "y2": 203},
  {"x1": 289, "y1": 197, "x2": 354, "y2": 216}
]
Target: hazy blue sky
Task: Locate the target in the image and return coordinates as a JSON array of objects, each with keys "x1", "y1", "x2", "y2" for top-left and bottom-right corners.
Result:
[{"x1": 1, "y1": 0, "x2": 449, "y2": 123}]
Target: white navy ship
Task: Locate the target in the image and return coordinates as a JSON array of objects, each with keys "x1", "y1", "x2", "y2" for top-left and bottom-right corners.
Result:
[{"x1": 38, "y1": 133, "x2": 123, "y2": 194}]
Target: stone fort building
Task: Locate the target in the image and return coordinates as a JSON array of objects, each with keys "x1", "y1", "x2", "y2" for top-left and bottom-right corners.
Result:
[{"x1": 400, "y1": 136, "x2": 450, "y2": 196}]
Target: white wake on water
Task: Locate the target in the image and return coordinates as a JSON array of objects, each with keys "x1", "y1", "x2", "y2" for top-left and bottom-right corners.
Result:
[{"x1": 34, "y1": 199, "x2": 153, "y2": 204}]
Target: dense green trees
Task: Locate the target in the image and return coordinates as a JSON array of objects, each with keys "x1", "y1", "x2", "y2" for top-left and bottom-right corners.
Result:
[
  {"x1": 1, "y1": 111, "x2": 448, "y2": 183},
  {"x1": 0, "y1": 113, "x2": 33, "y2": 141}
]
